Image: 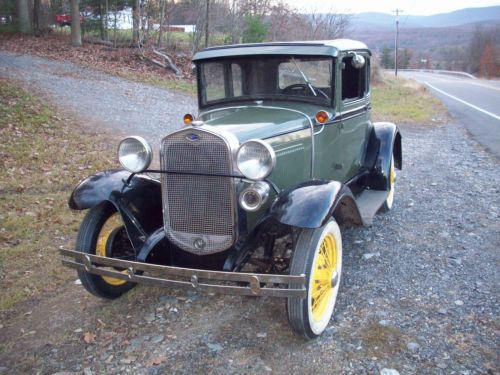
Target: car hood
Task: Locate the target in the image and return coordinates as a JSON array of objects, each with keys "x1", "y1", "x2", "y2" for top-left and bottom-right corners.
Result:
[{"x1": 198, "y1": 104, "x2": 323, "y2": 143}]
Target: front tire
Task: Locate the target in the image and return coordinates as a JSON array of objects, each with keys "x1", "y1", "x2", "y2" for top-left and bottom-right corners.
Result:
[
  {"x1": 76, "y1": 202, "x2": 136, "y2": 299},
  {"x1": 287, "y1": 219, "x2": 342, "y2": 339}
]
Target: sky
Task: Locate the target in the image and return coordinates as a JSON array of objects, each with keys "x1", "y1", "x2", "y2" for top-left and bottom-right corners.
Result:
[{"x1": 288, "y1": 0, "x2": 500, "y2": 16}]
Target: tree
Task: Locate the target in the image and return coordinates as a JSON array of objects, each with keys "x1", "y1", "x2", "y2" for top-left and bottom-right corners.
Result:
[
  {"x1": 33, "y1": 0, "x2": 50, "y2": 35},
  {"x1": 242, "y1": 14, "x2": 267, "y2": 43},
  {"x1": 480, "y1": 42, "x2": 498, "y2": 78},
  {"x1": 17, "y1": 0, "x2": 32, "y2": 33},
  {"x1": 70, "y1": 0, "x2": 82, "y2": 46},
  {"x1": 381, "y1": 48, "x2": 393, "y2": 69}
]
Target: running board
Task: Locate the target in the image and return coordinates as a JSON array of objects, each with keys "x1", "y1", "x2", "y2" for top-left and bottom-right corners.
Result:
[{"x1": 356, "y1": 190, "x2": 388, "y2": 225}]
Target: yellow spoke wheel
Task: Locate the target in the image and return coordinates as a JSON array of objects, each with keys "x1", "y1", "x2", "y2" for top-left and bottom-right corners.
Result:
[
  {"x1": 76, "y1": 202, "x2": 136, "y2": 299},
  {"x1": 381, "y1": 154, "x2": 396, "y2": 212},
  {"x1": 311, "y1": 233, "x2": 337, "y2": 322},
  {"x1": 96, "y1": 213, "x2": 128, "y2": 286},
  {"x1": 287, "y1": 219, "x2": 342, "y2": 339}
]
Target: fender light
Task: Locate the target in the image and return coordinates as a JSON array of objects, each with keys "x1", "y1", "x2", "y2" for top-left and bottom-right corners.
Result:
[{"x1": 239, "y1": 181, "x2": 270, "y2": 212}]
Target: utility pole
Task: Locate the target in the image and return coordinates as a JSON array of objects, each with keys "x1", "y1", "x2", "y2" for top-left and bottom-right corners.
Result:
[{"x1": 392, "y1": 9, "x2": 403, "y2": 76}]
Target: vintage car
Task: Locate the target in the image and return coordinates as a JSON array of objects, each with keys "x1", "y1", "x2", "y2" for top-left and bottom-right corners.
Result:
[{"x1": 60, "y1": 39, "x2": 402, "y2": 339}]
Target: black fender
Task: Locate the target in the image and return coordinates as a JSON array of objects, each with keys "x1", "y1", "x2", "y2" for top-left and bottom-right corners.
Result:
[
  {"x1": 364, "y1": 122, "x2": 402, "y2": 190},
  {"x1": 270, "y1": 180, "x2": 363, "y2": 229},
  {"x1": 69, "y1": 169, "x2": 163, "y2": 251}
]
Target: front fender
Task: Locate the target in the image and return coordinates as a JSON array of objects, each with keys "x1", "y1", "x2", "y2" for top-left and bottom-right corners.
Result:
[
  {"x1": 365, "y1": 122, "x2": 402, "y2": 190},
  {"x1": 69, "y1": 170, "x2": 163, "y2": 250},
  {"x1": 270, "y1": 180, "x2": 362, "y2": 229}
]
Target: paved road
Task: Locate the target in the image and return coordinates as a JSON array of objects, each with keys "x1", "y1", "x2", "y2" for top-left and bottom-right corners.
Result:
[{"x1": 399, "y1": 71, "x2": 500, "y2": 159}]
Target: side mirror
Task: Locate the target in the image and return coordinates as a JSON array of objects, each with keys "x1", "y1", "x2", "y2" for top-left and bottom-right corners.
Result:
[{"x1": 351, "y1": 54, "x2": 365, "y2": 69}]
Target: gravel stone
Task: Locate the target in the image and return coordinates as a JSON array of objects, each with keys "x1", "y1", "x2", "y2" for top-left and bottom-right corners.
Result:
[
  {"x1": 380, "y1": 369, "x2": 400, "y2": 375},
  {"x1": 406, "y1": 342, "x2": 420, "y2": 352}
]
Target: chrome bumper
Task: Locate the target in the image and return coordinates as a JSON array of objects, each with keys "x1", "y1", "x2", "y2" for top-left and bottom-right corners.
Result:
[{"x1": 59, "y1": 248, "x2": 306, "y2": 298}]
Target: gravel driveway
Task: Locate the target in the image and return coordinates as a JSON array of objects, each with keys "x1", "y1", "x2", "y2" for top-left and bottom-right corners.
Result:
[
  {"x1": 0, "y1": 50, "x2": 197, "y2": 151},
  {"x1": 0, "y1": 51, "x2": 498, "y2": 374}
]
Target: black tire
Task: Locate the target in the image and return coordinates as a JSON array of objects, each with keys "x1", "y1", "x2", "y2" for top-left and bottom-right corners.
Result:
[
  {"x1": 287, "y1": 219, "x2": 342, "y2": 339},
  {"x1": 76, "y1": 202, "x2": 136, "y2": 299},
  {"x1": 380, "y1": 154, "x2": 396, "y2": 212}
]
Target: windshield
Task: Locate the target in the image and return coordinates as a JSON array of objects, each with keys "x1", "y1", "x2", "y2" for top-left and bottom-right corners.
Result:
[{"x1": 198, "y1": 56, "x2": 333, "y2": 107}]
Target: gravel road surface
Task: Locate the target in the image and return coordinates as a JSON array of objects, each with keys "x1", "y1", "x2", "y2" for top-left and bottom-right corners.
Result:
[
  {"x1": 0, "y1": 52, "x2": 498, "y2": 374},
  {"x1": 0, "y1": 50, "x2": 197, "y2": 151}
]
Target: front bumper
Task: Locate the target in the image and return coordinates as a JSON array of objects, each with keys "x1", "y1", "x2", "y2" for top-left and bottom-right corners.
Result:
[{"x1": 59, "y1": 248, "x2": 307, "y2": 298}]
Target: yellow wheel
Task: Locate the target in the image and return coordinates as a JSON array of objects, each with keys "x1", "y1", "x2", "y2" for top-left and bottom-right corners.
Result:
[
  {"x1": 287, "y1": 219, "x2": 342, "y2": 339},
  {"x1": 76, "y1": 202, "x2": 136, "y2": 299},
  {"x1": 381, "y1": 154, "x2": 396, "y2": 212}
]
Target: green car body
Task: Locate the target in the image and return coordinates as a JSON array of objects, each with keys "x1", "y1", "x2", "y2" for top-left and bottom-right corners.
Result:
[{"x1": 62, "y1": 39, "x2": 402, "y2": 339}]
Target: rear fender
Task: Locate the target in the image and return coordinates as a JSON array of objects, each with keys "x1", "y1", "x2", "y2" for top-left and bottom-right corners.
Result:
[
  {"x1": 364, "y1": 122, "x2": 402, "y2": 190},
  {"x1": 270, "y1": 180, "x2": 363, "y2": 229},
  {"x1": 69, "y1": 170, "x2": 163, "y2": 251}
]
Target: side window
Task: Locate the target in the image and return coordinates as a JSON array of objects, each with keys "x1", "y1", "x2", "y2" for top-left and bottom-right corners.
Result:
[
  {"x1": 203, "y1": 62, "x2": 225, "y2": 101},
  {"x1": 341, "y1": 56, "x2": 367, "y2": 101},
  {"x1": 232, "y1": 64, "x2": 242, "y2": 97}
]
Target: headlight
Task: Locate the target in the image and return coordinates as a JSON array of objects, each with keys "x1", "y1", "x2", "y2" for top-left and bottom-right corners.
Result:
[
  {"x1": 117, "y1": 136, "x2": 152, "y2": 173},
  {"x1": 239, "y1": 181, "x2": 270, "y2": 212},
  {"x1": 236, "y1": 140, "x2": 276, "y2": 180}
]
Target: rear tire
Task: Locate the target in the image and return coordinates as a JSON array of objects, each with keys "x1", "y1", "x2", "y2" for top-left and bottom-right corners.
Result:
[
  {"x1": 380, "y1": 154, "x2": 396, "y2": 212},
  {"x1": 76, "y1": 202, "x2": 136, "y2": 299},
  {"x1": 287, "y1": 219, "x2": 342, "y2": 339}
]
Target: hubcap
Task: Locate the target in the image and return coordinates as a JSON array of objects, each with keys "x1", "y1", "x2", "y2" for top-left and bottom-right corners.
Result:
[{"x1": 311, "y1": 233, "x2": 337, "y2": 322}]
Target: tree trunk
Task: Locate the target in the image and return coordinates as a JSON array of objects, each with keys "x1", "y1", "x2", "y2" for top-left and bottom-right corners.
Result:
[
  {"x1": 35, "y1": 0, "x2": 50, "y2": 35},
  {"x1": 204, "y1": 0, "x2": 209, "y2": 48},
  {"x1": 70, "y1": 0, "x2": 82, "y2": 46},
  {"x1": 157, "y1": 0, "x2": 165, "y2": 46},
  {"x1": 98, "y1": 0, "x2": 104, "y2": 40},
  {"x1": 17, "y1": 0, "x2": 32, "y2": 33},
  {"x1": 132, "y1": 0, "x2": 140, "y2": 45}
]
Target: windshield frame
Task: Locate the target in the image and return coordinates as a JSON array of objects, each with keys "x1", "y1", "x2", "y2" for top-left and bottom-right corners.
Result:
[{"x1": 196, "y1": 55, "x2": 335, "y2": 110}]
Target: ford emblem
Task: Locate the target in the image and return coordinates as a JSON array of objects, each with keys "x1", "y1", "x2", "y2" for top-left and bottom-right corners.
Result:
[{"x1": 186, "y1": 133, "x2": 201, "y2": 141}]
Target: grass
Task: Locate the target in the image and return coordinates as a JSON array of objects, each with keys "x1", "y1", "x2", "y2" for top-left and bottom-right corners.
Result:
[
  {"x1": 372, "y1": 74, "x2": 447, "y2": 124},
  {"x1": 0, "y1": 78, "x2": 115, "y2": 313}
]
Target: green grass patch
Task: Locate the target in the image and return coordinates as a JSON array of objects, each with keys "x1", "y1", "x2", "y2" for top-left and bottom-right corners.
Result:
[
  {"x1": 0, "y1": 78, "x2": 115, "y2": 313},
  {"x1": 372, "y1": 74, "x2": 447, "y2": 124},
  {"x1": 0, "y1": 23, "x2": 19, "y2": 33}
]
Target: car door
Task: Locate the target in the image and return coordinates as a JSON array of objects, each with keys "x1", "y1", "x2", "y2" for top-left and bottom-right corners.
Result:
[{"x1": 338, "y1": 53, "x2": 371, "y2": 182}]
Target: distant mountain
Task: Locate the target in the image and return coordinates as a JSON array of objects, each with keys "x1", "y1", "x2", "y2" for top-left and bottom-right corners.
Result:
[{"x1": 350, "y1": 6, "x2": 500, "y2": 31}]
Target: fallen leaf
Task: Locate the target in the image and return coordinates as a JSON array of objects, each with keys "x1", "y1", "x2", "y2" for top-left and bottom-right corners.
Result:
[
  {"x1": 83, "y1": 332, "x2": 96, "y2": 344},
  {"x1": 146, "y1": 355, "x2": 167, "y2": 367}
]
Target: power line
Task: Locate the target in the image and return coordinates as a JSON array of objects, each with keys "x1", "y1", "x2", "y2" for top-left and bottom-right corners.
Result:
[{"x1": 392, "y1": 8, "x2": 403, "y2": 76}]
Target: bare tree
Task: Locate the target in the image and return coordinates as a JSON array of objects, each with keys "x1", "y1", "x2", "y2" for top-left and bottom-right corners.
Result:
[
  {"x1": 17, "y1": 0, "x2": 31, "y2": 33},
  {"x1": 301, "y1": 6, "x2": 350, "y2": 40},
  {"x1": 70, "y1": 0, "x2": 82, "y2": 46}
]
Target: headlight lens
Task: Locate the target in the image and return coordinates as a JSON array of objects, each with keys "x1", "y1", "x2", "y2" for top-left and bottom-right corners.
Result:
[
  {"x1": 117, "y1": 136, "x2": 152, "y2": 173},
  {"x1": 236, "y1": 140, "x2": 276, "y2": 180}
]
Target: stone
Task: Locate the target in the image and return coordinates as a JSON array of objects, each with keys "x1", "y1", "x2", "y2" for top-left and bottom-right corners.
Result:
[
  {"x1": 151, "y1": 335, "x2": 164, "y2": 344},
  {"x1": 407, "y1": 342, "x2": 420, "y2": 352},
  {"x1": 144, "y1": 314, "x2": 156, "y2": 323},
  {"x1": 454, "y1": 300, "x2": 464, "y2": 306},
  {"x1": 380, "y1": 369, "x2": 400, "y2": 375},
  {"x1": 207, "y1": 343, "x2": 223, "y2": 353},
  {"x1": 378, "y1": 320, "x2": 390, "y2": 326},
  {"x1": 257, "y1": 332, "x2": 267, "y2": 338},
  {"x1": 362, "y1": 252, "x2": 380, "y2": 260},
  {"x1": 438, "y1": 308, "x2": 447, "y2": 315}
]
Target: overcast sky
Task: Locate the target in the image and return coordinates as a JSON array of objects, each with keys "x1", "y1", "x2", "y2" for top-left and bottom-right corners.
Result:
[{"x1": 289, "y1": 0, "x2": 500, "y2": 16}]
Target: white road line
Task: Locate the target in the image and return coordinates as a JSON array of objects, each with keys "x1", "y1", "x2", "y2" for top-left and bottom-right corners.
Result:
[{"x1": 425, "y1": 82, "x2": 500, "y2": 121}]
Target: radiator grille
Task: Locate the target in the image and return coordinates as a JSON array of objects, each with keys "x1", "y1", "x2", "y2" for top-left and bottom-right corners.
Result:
[{"x1": 160, "y1": 129, "x2": 236, "y2": 254}]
